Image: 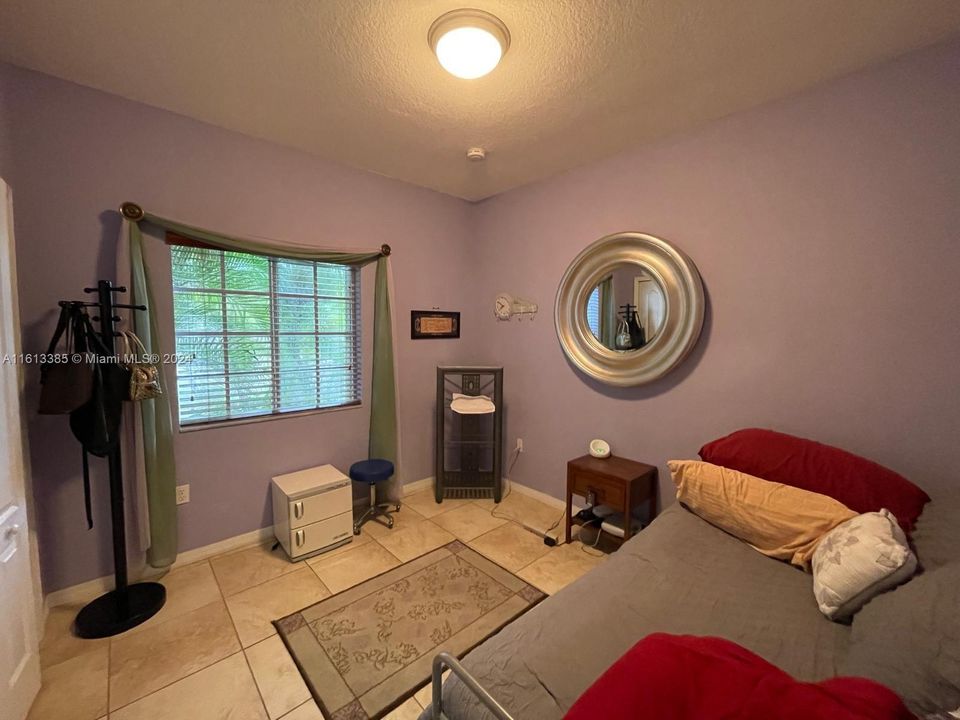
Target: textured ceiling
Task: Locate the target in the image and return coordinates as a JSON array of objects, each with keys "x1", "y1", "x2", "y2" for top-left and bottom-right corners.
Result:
[{"x1": 2, "y1": 1, "x2": 960, "y2": 200}]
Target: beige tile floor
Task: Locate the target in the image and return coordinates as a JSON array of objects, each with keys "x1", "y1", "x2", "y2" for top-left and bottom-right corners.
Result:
[{"x1": 29, "y1": 489, "x2": 606, "y2": 720}]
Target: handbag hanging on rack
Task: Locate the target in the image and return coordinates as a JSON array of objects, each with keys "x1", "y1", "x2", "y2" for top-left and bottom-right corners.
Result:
[
  {"x1": 118, "y1": 330, "x2": 162, "y2": 401},
  {"x1": 615, "y1": 315, "x2": 632, "y2": 350},
  {"x1": 38, "y1": 303, "x2": 94, "y2": 414}
]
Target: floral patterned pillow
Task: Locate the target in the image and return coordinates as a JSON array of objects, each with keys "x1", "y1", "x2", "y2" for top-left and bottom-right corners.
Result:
[{"x1": 811, "y1": 509, "x2": 918, "y2": 621}]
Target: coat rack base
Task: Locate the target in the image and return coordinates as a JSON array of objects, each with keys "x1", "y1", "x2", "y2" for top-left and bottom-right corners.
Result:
[{"x1": 75, "y1": 582, "x2": 167, "y2": 639}]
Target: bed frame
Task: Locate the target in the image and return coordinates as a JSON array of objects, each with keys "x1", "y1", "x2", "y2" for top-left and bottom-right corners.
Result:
[{"x1": 430, "y1": 652, "x2": 515, "y2": 720}]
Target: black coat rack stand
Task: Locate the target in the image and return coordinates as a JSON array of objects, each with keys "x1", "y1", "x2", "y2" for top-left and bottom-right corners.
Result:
[{"x1": 63, "y1": 280, "x2": 166, "y2": 638}]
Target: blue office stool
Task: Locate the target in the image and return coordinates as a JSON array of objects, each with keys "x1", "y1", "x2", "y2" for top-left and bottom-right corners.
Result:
[{"x1": 350, "y1": 459, "x2": 400, "y2": 535}]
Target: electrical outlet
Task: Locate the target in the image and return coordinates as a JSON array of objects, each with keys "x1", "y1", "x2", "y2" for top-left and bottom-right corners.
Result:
[
  {"x1": 175, "y1": 484, "x2": 190, "y2": 505},
  {"x1": 516, "y1": 438, "x2": 524, "y2": 453}
]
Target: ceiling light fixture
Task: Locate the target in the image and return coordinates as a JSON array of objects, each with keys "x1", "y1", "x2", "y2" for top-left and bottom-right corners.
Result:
[{"x1": 428, "y1": 9, "x2": 510, "y2": 80}]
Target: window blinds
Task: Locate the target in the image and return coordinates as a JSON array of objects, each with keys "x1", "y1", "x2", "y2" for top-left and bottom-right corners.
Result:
[{"x1": 170, "y1": 245, "x2": 361, "y2": 425}]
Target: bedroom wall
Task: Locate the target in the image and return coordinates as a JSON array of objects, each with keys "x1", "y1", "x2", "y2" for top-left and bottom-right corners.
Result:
[
  {"x1": 466, "y1": 39, "x2": 960, "y2": 509},
  {"x1": 5, "y1": 38, "x2": 959, "y2": 594},
  {"x1": 0, "y1": 72, "x2": 11, "y2": 178},
  {"x1": 0, "y1": 62, "x2": 474, "y2": 593}
]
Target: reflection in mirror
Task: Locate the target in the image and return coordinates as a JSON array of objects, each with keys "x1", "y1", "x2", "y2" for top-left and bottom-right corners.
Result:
[{"x1": 585, "y1": 264, "x2": 665, "y2": 351}]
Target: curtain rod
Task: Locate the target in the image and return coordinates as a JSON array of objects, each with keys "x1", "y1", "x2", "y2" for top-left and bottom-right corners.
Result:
[{"x1": 118, "y1": 201, "x2": 391, "y2": 256}]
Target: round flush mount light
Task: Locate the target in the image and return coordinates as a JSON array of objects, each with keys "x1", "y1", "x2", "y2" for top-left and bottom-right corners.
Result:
[{"x1": 428, "y1": 8, "x2": 510, "y2": 79}]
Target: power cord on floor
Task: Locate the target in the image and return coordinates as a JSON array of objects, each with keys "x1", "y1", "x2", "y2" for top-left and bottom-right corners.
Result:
[
  {"x1": 488, "y1": 447, "x2": 567, "y2": 547},
  {"x1": 489, "y1": 448, "x2": 520, "y2": 519},
  {"x1": 580, "y1": 520, "x2": 606, "y2": 558}
]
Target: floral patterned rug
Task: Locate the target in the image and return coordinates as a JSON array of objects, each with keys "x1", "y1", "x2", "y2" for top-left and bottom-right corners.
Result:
[{"x1": 275, "y1": 540, "x2": 546, "y2": 720}]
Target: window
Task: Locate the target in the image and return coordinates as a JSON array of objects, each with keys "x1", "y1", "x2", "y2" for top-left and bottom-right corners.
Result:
[
  {"x1": 170, "y1": 243, "x2": 361, "y2": 426},
  {"x1": 586, "y1": 285, "x2": 601, "y2": 337}
]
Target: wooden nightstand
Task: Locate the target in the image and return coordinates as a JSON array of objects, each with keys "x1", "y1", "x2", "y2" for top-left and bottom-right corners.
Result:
[{"x1": 565, "y1": 454, "x2": 658, "y2": 544}]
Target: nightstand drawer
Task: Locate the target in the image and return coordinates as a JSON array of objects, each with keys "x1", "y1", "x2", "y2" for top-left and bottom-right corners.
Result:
[{"x1": 570, "y1": 472, "x2": 625, "y2": 507}]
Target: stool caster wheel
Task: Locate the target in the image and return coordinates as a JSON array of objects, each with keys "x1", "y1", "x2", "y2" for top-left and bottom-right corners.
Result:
[
  {"x1": 353, "y1": 525, "x2": 361, "y2": 536},
  {"x1": 387, "y1": 517, "x2": 394, "y2": 529}
]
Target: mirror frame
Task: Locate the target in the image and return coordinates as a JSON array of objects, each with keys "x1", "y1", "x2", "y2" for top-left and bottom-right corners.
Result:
[{"x1": 554, "y1": 231, "x2": 704, "y2": 386}]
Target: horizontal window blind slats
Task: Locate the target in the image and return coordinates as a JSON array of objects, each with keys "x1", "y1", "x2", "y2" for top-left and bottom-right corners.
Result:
[{"x1": 171, "y1": 245, "x2": 362, "y2": 426}]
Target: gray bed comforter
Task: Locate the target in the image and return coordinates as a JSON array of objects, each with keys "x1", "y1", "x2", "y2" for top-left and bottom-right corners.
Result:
[{"x1": 425, "y1": 504, "x2": 850, "y2": 719}]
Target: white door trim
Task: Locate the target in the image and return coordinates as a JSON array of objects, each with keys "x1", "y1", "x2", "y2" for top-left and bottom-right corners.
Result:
[{"x1": 0, "y1": 177, "x2": 42, "y2": 720}]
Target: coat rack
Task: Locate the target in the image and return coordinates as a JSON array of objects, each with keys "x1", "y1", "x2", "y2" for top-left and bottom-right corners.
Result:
[{"x1": 59, "y1": 280, "x2": 166, "y2": 638}]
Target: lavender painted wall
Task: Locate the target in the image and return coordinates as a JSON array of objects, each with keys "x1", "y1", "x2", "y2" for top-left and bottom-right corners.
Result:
[
  {"x1": 467, "y1": 40, "x2": 960, "y2": 508},
  {"x1": 0, "y1": 63, "x2": 474, "y2": 592},
  {"x1": 0, "y1": 71, "x2": 11, "y2": 178},
  {"x1": 5, "y1": 38, "x2": 960, "y2": 594}
]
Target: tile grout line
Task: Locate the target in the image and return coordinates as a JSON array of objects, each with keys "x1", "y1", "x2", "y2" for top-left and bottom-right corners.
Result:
[
  {"x1": 104, "y1": 561, "x2": 247, "y2": 715},
  {"x1": 211, "y1": 545, "x2": 312, "y2": 599},
  {"x1": 279, "y1": 698, "x2": 316, "y2": 719},
  {"x1": 304, "y1": 557, "x2": 334, "y2": 594},
  {"x1": 49, "y1": 496, "x2": 564, "y2": 720},
  {"x1": 239, "y1": 641, "x2": 273, "y2": 720},
  {"x1": 466, "y1": 520, "x2": 553, "y2": 574},
  {"x1": 106, "y1": 650, "x2": 249, "y2": 716},
  {"x1": 121, "y1": 526, "x2": 573, "y2": 715},
  {"x1": 208, "y1": 558, "x2": 251, "y2": 665},
  {"x1": 208, "y1": 546, "x2": 313, "y2": 718}
]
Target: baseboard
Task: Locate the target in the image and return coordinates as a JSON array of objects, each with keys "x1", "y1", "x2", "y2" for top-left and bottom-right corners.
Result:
[
  {"x1": 44, "y1": 526, "x2": 274, "y2": 611},
  {"x1": 43, "y1": 480, "x2": 437, "y2": 612},
  {"x1": 402, "y1": 475, "x2": 569, "y2": 510},
  {"x1": 175, "y1": 526, "x2": 275, "y2": 567},
  {"x1": 44, "y1": 475, "x2": 551, "y2": 611},
  {"x1": 506, "y1": 478, "x2": 568, "y2": 511},
  {"x1": 402, "y1": 476, "x2": 433, "y2": 495}
]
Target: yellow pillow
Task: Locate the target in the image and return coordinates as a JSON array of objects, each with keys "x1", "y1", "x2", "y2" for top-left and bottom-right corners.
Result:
[{"x1": 668, "y1": 460, "x2": 856, "y2": 569}]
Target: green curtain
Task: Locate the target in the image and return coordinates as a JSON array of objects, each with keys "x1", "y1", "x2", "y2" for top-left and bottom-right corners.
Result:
[
  {"x1": 121, "y1": 206, "x2": 400, "y2": 568},
  {"x1": 368, "y1": 257, "x2": 400, "y2": 505},
  {"x1": 128, "y1": 223, "x2": 179, "y2": 568},
  {"x1": 599, "y1": 276, "x2": 616, "y2": 348}
]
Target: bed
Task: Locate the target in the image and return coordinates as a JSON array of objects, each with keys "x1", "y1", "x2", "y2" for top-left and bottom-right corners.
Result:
[{"x1": 421, "y1": 490, "x2": 960, "y2": 719}]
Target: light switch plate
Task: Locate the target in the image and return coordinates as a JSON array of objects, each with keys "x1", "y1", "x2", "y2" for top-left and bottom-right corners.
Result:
[{"x1": 175, "y1": 484, "x2": 190, "y2": 505}]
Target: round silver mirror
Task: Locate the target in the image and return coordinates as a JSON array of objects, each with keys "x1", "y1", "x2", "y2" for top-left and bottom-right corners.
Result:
[{"x1": 555, "y1": 232, "x2": 704, "y2": 386}]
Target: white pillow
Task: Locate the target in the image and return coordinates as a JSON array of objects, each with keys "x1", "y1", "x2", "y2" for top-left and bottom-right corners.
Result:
[{"x1": 811, "y1": 509, "x2": 917, "y2": 621}]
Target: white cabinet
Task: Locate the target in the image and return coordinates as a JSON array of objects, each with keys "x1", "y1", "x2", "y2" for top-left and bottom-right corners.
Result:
[{"x1": 272, "y1": 465, "x2": 353, "y2": 561}]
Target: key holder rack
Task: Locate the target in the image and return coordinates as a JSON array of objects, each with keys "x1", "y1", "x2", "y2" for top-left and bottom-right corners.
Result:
[{"x1": 59, "y1": 280, "x2": 166, "y2": 638}]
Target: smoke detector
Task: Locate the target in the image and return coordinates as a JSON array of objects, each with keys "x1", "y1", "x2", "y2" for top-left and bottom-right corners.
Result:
[{"x1": 466, "y1": 147, "x2": 486, "y2": 161}]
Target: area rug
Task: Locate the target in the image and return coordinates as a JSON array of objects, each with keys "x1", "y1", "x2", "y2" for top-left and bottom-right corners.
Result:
[{"x1": 274, "y1": 540, "x2": 545, "y2": 719}]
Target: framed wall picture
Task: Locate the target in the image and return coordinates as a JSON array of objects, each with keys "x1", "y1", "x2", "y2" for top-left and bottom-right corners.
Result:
[{"x1": 411, "y1": 310, "x2": 460, "y2": 339}]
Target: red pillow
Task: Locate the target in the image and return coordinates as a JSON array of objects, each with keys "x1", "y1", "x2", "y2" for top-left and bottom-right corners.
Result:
[
  {"x1": 698, "y1": 428, "x2": 929, "y2": 533},
  {"x1": 564, "y1": 634, "x2": 915, "y2": 720}
]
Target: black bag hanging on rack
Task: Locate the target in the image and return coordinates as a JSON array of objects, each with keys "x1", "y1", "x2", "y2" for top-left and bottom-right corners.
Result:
[
  {"x1": 38, "y1": 303, "x2": 94, "y2": 414},
  {"x1": 69, "y1": 312, "x2": 130, "y2": 457},
  {"x1": 68, "y1": 311, "x2": 131, "y2": 529},
  {"x1": 627, "y1": 308, "x2": 647, "y2": 349}
]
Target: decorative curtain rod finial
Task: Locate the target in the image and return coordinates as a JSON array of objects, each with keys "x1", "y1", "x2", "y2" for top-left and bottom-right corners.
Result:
[
  {"x1": 380, "y1": 243, "x2": 392, "y2": 256},
  {"x1": 119, "y1": 202, "x2": 144, "y2": 221}
]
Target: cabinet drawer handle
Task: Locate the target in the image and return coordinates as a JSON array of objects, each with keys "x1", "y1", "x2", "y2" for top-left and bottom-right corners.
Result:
[
  {"x1": 294, "y1": 502, "x2": 303, "y2": 520},
  {"x1": 295, "y1": 529, "x2": 304, "y2": 547}
]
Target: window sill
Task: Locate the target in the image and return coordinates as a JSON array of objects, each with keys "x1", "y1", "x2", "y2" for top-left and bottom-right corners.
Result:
[{"x1": 178, "y1": 401, "x2": 363, "y2": 433}]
